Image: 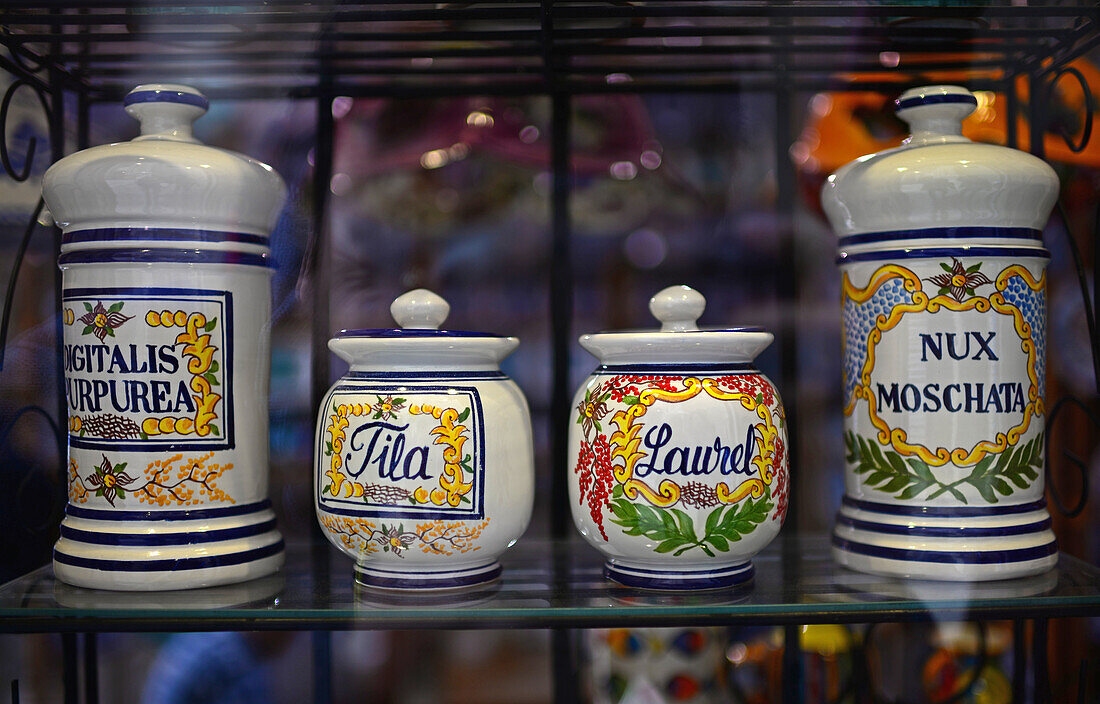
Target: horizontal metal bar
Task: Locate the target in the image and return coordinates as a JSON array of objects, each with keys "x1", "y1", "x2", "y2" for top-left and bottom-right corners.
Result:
[
  {"x1": 79, "y1": 73, "x2": 1014, "y2": 103},
  {"x1": 5, "y1": 28, "x2": 544, "y2": 44},
  {"x1": 2, "y1": 600, "x2": 1099, "y2": 633},
  {"x1": 548, "y1": 2, "x2": 1100, "y2": 20},
  {"x1": 50, "y1": 45, "x2": 545, "y2": 63},
  {"x1": 0, "y1": 6, "x2": 544, "y2": 27}
]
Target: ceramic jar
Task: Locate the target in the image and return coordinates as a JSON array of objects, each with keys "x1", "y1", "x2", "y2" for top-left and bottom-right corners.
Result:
[
  {"x1": 315, "y1": 289, "x2": 534, "y2": 589},
  {"x1": 822, "y1": 85, "x2": 1059, "y2": 581},
  {"x1": 568, "y1": 286, "x2": 788, "y2": 590},
  {"x1": 42, "y1": 84, "x2": 286, "y2": 590}
]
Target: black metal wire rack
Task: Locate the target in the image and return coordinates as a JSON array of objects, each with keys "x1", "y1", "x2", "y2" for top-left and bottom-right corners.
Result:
[{"x1": 1, "y1": 3, "x2": 1099, "y2": 704}]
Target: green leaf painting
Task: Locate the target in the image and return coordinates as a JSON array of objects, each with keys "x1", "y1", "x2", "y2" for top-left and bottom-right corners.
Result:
[
  {"x1": 608, "y1": 489, "x2": 773, "y2": 557},
  {"x1": 846, "y1": 430, "x2": 1042, "y2": 504}
]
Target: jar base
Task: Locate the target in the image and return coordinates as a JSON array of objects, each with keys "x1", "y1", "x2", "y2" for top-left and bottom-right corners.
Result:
[
  {"x1": 52, "y1": 500, "x2": 284, "y2": 591},
  {"x1": 604, "y1": 560, "x2": 754, "y2": 590},
  {"x1": 355, "y1": 560, "x2": 502, "y2": 591},
  {"x1": 832, "y1": 497, "x2": 1058, "y2": 582}
]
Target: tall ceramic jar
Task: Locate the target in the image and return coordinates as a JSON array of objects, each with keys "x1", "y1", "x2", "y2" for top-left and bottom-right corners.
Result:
[
  {"x1": 42, "y1": 84, "x2": 286, "y2": 590},
  {"x1": 568, "y1": 286, "x2": 788, "y2": 590},
  {"x1": 821, "y1": 85, "x2": 1059, "y2": 581},
  {"x1": 315, "y1": 289, "x2": 535, "y2": 589}
]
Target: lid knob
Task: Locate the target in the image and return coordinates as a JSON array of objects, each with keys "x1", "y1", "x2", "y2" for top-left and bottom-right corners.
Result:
[
  {"x1": 124, "y1": 83, "x2": 208, "y2": 143},
  {"x1": 649, "y1": 285, "x2": 705, "y2": 332},
  {"x1": 391, "y1": 289, "x2": 450, "y2": 330},
  {"x1": 895, "y1": 85, "x2": 976, "y2": 145}
]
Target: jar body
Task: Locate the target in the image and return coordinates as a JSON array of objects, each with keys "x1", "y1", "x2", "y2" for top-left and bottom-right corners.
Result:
[
  {"x1": 568, "y1": 365, "x2": 788, "y2": 590},
  {"x1": 314, "y1": 369, "x2": 534, "y2": 589},
  {"x1": 53, "y1": 236, "x2": 284, "y2": 590},
  {"x1": 834, "y1": 234, "x2": 1055, "y2": 580}
]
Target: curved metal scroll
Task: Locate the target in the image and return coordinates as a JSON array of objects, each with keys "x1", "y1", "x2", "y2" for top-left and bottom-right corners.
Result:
[
  {"x1": 1043, "y1": 66, "x2": 1094, "y2": 154},
  {"x1": 0, "y1": 404, "x2": 64, "y2": 535},
  {"x1": 1044, "y1": 396, "x2": 1098, "y2": 519},
  {"x1": 0, "y1": 79, "x2": 51, "y2": 182}
]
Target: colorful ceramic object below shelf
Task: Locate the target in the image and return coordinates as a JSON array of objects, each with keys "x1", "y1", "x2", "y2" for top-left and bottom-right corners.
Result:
[
  {"x1": 42, "y1": 84, "x2": 287, "y2": 591},
  {"x1": 822, "y1": 85, "x2": 1059, "y2": 581},
  {"x1": 568, "y1": 286, "x2": 788, "y2": 590},
  {"x1": 315, "y1": 289, "x2": 535, "y2": 590}
]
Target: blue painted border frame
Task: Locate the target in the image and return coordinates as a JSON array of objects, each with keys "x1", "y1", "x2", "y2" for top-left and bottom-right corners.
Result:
[
  {"x1": 317, "y1": 384, "x2": 487, "y2": 521},
  {"x1": 63, "y1": 286, "x2": 235, "y2": 452}
]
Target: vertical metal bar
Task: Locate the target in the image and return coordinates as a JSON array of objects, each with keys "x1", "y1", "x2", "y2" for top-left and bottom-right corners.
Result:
[
  {"x1": 549, "y1": 88, "x2": 572, "y2": 542},
  {"x1": 1029, "y1": 72, "x2": 1047, "y2": 159},
  {"x1": 61, "y1": 633, "x2": 78, "y2": 704},
  {"x1": 83, "y1": 633, "x2": 98, "y2": 704},
  {"x1": 1006, "y1": 74, "x2": 1019, "y2": 150},
  {"x1": 312, "y1": 632, "x2": 332, "y2": 704},
  {"x1": 1013, "y1": 620, "x2": 1027, "y2": 704},
  {"x1": 551, "y1": 629, "x2": 578, "y2": 704},
  {"x1": 1033, "y1": 618, "x2": 1049, "y2": 704},
  {"x1": 309, "y1": 32, "x2": 336, "y2": 704},
  {"x1": 48, "y1": 19, "x2": 66, "y2": 479},
  {"x1": 782, "y1": 624, "x2": 802, "y2": 704}
]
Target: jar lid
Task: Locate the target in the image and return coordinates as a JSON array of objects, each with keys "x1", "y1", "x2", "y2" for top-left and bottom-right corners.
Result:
[
  {"x1": 820, "y1": 84, "x2": 1058, "y2": 238},
  {"x1": 42, "y1": 83, "x2": 286, "y2": 237},
  {"x1": 329, "y1": 289, "x2": 518, "y2": 370},
  {"x1": 579, "y1": 285, "x2": 773, "y2": 365}
]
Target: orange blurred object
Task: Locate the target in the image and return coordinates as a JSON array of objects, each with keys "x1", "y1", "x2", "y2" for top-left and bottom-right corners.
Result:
[{"x1": 793, "y1": 58, "x2": 1100, "y2": 176}]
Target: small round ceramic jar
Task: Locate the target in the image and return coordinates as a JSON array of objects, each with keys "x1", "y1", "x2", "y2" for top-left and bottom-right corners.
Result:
[
  {"x1": 568, "y1": 286, "x2": 788, "y2": 590},
  {"x1": 42, "y1": 84, "x2": 286, "y2": 590},
  {"x1": 822, "y1": 85, "x2": 1059, "y2": 581},
  {"x1": 315, "y1": 289, "x2": 534, "y2": 589}
]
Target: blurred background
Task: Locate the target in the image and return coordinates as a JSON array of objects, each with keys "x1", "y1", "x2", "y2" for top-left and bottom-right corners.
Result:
[{"x1": 0, "y1": 3, "x2": 1098, "y2": 701}]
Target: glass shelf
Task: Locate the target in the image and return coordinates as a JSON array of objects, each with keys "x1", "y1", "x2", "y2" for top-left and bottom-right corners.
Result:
[{"x1": 2, "y1": 534, "x2": 1098, "y2": 632}]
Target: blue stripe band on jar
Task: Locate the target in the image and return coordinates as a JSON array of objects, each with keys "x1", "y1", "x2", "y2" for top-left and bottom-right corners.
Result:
[
  {"x1": 345, "y1": 370, "x2": 506, "y2": 380},
  {"x1": 896, "y1": 93, "x2": 978, "y2": 111},
  {"x1": 838, "y1": 227, "x2": 1043, "y2": 248},
  {"x1": 60, "y1": 518, "x2": 278, "y2": 546},
  {"x1": 355, "y1": 563, "x2": 502, "y2": 590},
  {"x1": 835, "y1": 513, "x2": 1052, "y2": 538},
  {"x1": 594, "y1": 363, "x2": 757, "y2": 374},
  {"x1": 58, "y1": 248, "x2": 273, "y2": 268},
  {"x1": 837, "y1": 246, "x2": 1050, "y2": 265},
  {"x1": 63, "y1": 228, "x2": 268, "y2": 247},
  {"x1": 66, "y1": 499, "x2": 272, "y2": 522},
  {"x1": 123, "y1": 89, "x2": 209, "y2": 110},
  {"x1": 841, "y1": 496, "x2": 1046, "y2": 517},
  {"x1": 54, "y1": 539, "x2": 284, "y2": 572},
  {"x1": 832, "y1": 534, "x2": 1056, "y2": 564}
]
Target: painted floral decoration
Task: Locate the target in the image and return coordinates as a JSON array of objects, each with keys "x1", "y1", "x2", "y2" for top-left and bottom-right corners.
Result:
[
  {"x1": 78, "y1": 301, "x2": 133, "y2": 342},
  {"x1": 925, "y1": 258, "x2": 994, "y2": 303},
  {"x1": 379, "y1": 524, "x2": 416, "y2": 555},
  {"x1": 371, "y1": 395, "x2": 406, "y2": 420},
  {"x1": 576, "y1": 386, "x2": 610, "y2": 435},
  {"x1": 84, "y1": 455, "x2": 137, "y2": 506}
]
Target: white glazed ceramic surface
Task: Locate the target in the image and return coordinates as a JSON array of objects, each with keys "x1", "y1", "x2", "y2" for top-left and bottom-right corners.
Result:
[
  {"x1": 43, "y1": 84, "x2": 286, "y2": 591},
  {"x1": 823, "y1": 85, "x2": 1058, "y2": 581},
  {"x1": 568, "y1": 286, "x2": 788, "y2": 590},
  {"x1": 315, "y1": 290, "x2": 535, "y2": 590}
]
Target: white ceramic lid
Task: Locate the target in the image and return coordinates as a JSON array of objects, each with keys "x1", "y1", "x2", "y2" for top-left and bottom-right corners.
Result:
[
  {"x1": 579, "y1": 285, "x2": 773, "y2": 365},
  {"x1": 42, "y1": 83, "x2": 286, "y2": 236},
  {"x1": 328, "y1": 289, "x2": 519, "y2": 370},
  {"x1": 820, "y1": 85, "x2": 1059, "y2": 237}
]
